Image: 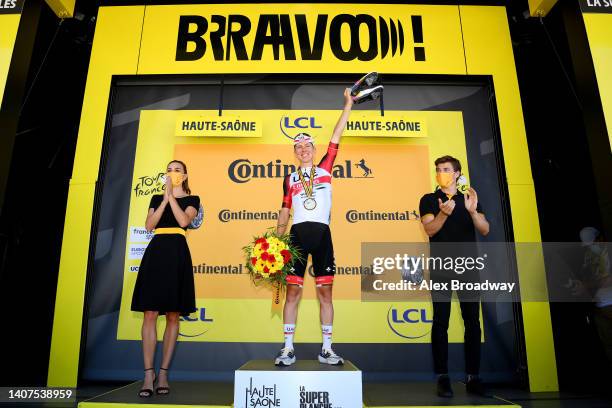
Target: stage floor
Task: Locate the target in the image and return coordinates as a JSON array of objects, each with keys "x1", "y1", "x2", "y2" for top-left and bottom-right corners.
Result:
[
  {"x1": 72, "y1": 381, "x2": 612, "y2": 408},
  {"x1": 77, "y1": 380, "x2": 516, "y2": 408},
  {"x1": 1, "y1": 381, "x2": 608, "y2": 408}
]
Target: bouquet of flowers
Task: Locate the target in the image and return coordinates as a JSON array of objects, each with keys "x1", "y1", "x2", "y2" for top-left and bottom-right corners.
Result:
[{"x1": 243, "y1": 229, "x2": 302, "y2": 287}]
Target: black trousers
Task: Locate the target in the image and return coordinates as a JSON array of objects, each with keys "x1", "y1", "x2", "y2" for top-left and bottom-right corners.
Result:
[{"x1": 431, "y1": 286, "x2": 481, "y2": 375}]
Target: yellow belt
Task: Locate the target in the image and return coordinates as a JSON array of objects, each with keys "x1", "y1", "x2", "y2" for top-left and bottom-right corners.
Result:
[{"x1": 154, "y1": 227, "x2": 186, "y2": 236}]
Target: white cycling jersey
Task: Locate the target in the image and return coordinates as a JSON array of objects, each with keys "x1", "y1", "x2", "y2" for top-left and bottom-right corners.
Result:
[{"x1": 282, "y1": 142, "x2": 338, "y2": 225}]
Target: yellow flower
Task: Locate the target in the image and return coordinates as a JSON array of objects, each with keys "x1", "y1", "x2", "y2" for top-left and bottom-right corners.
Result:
[
  {"x1": 267, "y1": 241, "x2": 279, "y2": 253},
  {"x1": 255, "y1": 258, "x2": 266, "y2": 274},
  {"x1": 266, "y1": 258, "x2": 283, "y2": 275}
]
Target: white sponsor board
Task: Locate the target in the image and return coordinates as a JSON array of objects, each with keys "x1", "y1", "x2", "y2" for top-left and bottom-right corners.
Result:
[
  {"x1": 234, "y1": 361, "x2": 362, "y2": 408},
  {"x1": 130, "y1": 226, "x2": 154, "y2": 242},
  {"x1": 128, "y1": 244, "x2": 148, "y2": 260}
]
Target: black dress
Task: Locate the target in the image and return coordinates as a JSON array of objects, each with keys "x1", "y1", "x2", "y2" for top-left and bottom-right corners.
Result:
[{"x1": 131, "y1": 194, "x2": 200, "y2": 316}]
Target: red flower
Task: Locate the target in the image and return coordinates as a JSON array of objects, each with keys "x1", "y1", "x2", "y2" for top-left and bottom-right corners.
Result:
[
  {"x1": 260, "y1": 241, "x2": 270, "y2": 251},
  {"x1": 255, "y1": 237, "x2": 267, "y2": 245},
  {"x1": 261, "y1": 252, "x2": 269, "y2": 261},
  {"x1": 251, "y1": 257, "x2": 257, "y2": 265},
  {"x1": 280, "y1": 249, "x2": 292, "y2": 264},
  {"x1": 264, "y1": 266, "x2": 270, "y2": 274},
  {"x1": 267, "y1": 254, "x2": 276, "y2": 263}
]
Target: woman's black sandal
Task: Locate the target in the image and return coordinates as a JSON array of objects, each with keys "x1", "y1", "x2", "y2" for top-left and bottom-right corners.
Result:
[
  {"x1": 138, "y1": 368, "x2": 156, "y2": 398},
  {"x1": 155, "y1": 367, "x2": 170, "y2": 395}
]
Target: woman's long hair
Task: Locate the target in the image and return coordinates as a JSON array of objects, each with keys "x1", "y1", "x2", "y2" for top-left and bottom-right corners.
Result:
[{"x1": 168, "y1": 160, "x2": 191, "y2": 195}]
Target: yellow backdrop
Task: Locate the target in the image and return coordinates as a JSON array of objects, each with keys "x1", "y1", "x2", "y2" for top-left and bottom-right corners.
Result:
[{"x1": 116, "y1": 109, "x2": 477, "y2": 343}]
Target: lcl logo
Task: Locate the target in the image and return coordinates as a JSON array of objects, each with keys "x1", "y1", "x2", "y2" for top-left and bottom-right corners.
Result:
[
  {"x1": 280, "y1": 116, "x2": 322, "y2": 139},
  {"x1": 176, "y1": 14, "x2": 426, "y2": 62},
  {"x1": 387, "y1": 306, "x2": 432, "y2": 339}
]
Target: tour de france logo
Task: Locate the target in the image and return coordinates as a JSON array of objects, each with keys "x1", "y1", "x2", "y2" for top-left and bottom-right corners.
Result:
[{"x1": 133, "y1": 172, "x2": 165, "y2": 197}]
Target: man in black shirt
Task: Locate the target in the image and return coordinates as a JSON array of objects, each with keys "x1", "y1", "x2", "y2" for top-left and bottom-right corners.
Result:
[{"x1": 419, "y1": 155, "x2": 489, "y2": 397}]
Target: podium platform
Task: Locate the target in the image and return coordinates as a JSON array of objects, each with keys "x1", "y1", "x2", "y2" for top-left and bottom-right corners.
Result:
[{"x1": 234, "y1": 360, "x2": 362, "y2": 408}]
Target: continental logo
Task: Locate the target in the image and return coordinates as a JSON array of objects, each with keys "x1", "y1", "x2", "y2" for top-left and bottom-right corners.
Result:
[
  {"x1": 346, "y1": 210, "x2": 420, "y2": 223},
  {"x1": 228, "y1": 158, "x2": 374, "y2": 183},
  {"x1": 307, "y1": 264, "x2": 375, "y2": 277},
  {"x1": 176, "y1": 14, "x2": 425, "y2": 62},
  {"x1": 219, "y1": 209, "x2": 278, "y2": 222}
]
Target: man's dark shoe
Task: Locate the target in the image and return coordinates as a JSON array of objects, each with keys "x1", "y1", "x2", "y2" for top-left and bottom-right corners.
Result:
[
  {"x1": 465, "y1": 376, "x2": 486, "y2": 396},
  {"x1": 436, "y1": 374, "x2": 453, "y2": 398},
  {"x1": 350, "y1": 72, "x2": 379, "y2": 96},
  {"x1": 352, "y1": 85, "x2": 384, "y2": 104}
]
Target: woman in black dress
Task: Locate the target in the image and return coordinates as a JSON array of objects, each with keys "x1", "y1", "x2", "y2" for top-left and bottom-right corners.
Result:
[{"x1": 131, "y1": 160, "x2": 200, "y2": 397}]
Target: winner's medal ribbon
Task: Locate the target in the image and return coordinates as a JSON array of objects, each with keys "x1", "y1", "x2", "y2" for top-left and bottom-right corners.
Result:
[{"x1": 298, "y1": 166, "x2": 317, "y2": 210}]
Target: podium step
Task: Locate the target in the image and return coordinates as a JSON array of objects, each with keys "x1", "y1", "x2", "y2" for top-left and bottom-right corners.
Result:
[
  {"x1": 238, "y1": 359, "x2": 360, "y2": 372},
  {"x1": 235, "y1": 359, "x2": 363, "y2": 408}
]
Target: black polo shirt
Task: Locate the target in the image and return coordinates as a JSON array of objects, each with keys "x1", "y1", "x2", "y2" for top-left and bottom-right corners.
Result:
[{"x1": 419, "y1": 189, "x2": 483, "y2": 243}]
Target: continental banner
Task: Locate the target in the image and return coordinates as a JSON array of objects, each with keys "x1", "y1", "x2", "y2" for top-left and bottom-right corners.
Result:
[
  {"x1": 138, "y1": 4, "x2": 466, "y2": 74},
  {"x1": 117, "y1": 108, "x2": 481, "y2": 343}
]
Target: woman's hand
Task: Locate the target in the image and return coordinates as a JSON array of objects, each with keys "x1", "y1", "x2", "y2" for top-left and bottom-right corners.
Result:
[{"x1": 164, "y1": 175, "x2": 173, "y2": 202}]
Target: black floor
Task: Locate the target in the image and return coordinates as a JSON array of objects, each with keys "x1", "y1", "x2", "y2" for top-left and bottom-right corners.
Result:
[
  {"x1": 363, "y1": 382, "x2": 512, "y2": 406},
  {"x1": 81, "y1": 381, "x2": 233, "y2": 406}
]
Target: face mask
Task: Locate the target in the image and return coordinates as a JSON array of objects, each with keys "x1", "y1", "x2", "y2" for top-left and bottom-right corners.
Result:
[
  {"x1": 167, "y1": 172, "x2": 184, "y2": 186},
  {"x1": 436, "y1": 172, "x2": 454, "y2": 188}
]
